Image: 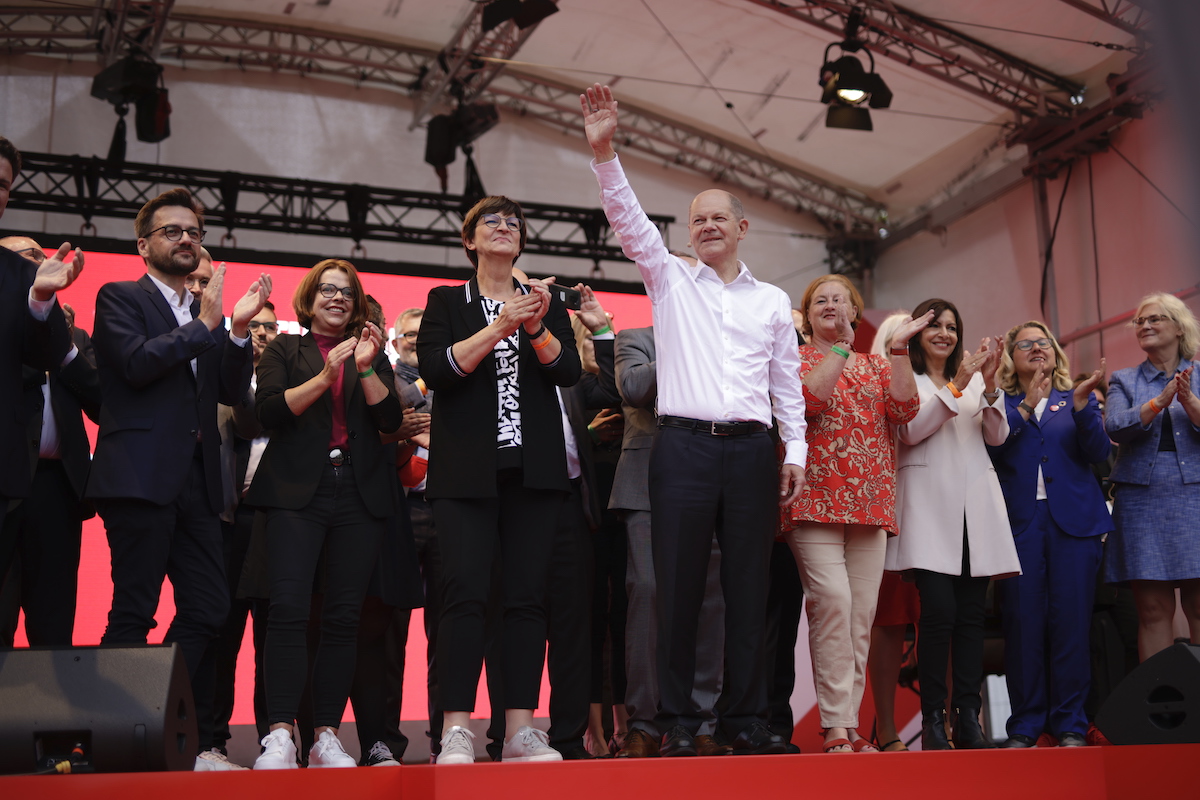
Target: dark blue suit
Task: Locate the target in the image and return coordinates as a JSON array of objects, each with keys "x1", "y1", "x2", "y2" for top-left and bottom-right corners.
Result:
[
  {"x1": 987, "y1": 389, "x2": 1112, "y2": 740},
  {"x1": 88, "y1": 274, "x2": 252, "y2": 690}
]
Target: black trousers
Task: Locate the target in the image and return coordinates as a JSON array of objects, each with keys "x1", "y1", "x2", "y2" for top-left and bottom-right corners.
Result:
[
  {"x1": 432, "y1": 469, "x2": 563, "y2": 712},
  {"x1": 264, "y1": 462, "x2": 384, "y2": 727},
  {"x1": 546, "y1": 480, "x2": 593, "y2": 749},
  {"x1": 765, "y1": 540, "x2": 804, "y2": 738},
  {"x1": 211, "y1": 504, "x2": 269, "y2": 748},
  {"x1": 348, "y1": 597, "x2": 402, "y2": 759},
  {"x1": 398, "y1": 494, "x2": 443, "y2": 752},
  {"x1": 98, "y1": 456, "x2": 228, "y2": 751},
  {"x1": 0, "y1": 459, "x2": 84, "y2": 646},
  {"x1": 589, "y1": 499, "x2": 628, "y2": 705},
  {"x1": 914, "y1": 528, "x2": 989, "y2": 716},
  {"x1": 649, "y1": 427, "x2": 777, "y2": 737}
]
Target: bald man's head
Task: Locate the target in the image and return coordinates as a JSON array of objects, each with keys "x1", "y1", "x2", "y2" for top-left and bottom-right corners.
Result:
[{"x1": 0, "y1": 234, "x2": 45, "y2": 264}]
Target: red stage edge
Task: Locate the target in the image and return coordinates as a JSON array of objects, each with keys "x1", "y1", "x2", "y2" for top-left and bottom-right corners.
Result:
[{"x1": 1, "y1": 743, "x2": 1194, "y2": 800}]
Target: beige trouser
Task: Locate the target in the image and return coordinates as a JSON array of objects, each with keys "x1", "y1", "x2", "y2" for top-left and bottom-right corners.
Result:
[{"x1": 787, "y1": 523, "x2": 887, "y2": 730}]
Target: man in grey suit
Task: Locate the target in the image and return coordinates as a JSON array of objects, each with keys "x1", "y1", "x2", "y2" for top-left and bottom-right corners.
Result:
[{"x1": 609, "y1": 326, "x2": 727, "y2": 757}]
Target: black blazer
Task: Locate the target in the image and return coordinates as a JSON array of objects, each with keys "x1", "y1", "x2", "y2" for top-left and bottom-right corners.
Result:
[
  {"x1": 87, "y1": 274, "x2": 252, "y2": 513},
  {"x1": 1, "y1": 247, "x2": 71, "y2": 500},
  {"x1": 246, "y1": 332, "x2": 402, "y2": 518},
  {"x1": 22, "y1": 326, "x2": 102, "y2": 508},
  {"x1": 417, "y1": 278, "x2": 581, "y2": 498}
]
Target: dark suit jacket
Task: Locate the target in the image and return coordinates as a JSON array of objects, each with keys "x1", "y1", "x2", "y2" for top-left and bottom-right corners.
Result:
[
  {"x1": 245, "y1": 332, "x2": 403, "y2": 518},
  {"x1": 22, "y1": 326, "x2": 102, "y2": 513},
  {"x1": 87, "y1": 274, "x2": 253, "y2": 513},
  {"x1": 986, "y1": 388, "x2": 1113, "y2": 538},
  {"x1": 609, "y1": 326, "x2": 657, "y2": 513},
  {"x1": 560, "y1": 338, "x2": 621, "y2": 527},
  {"x1": 416, "y1": 277, "x2": 581, "y2": 498},
  {"x1": 1, "y1": 247, "x2": 71, "y2": 501}
]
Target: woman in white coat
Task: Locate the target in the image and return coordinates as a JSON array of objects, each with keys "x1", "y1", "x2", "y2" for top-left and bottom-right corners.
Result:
[{"x1": 885, "y1": 298, "x2": 1021, "y2": 750}]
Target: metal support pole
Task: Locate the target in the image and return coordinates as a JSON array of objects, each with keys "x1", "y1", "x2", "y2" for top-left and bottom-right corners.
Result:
[{"x1": 1032, "y1": 175, "x2": 1060, "y2": 335}]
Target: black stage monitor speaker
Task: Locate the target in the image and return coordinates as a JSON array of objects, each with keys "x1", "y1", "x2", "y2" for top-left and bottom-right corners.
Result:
[
  {"x1": 1096, "y1": 641, "x2": 1200, "y2": 745},
  {"x1": 0, "y1": 644, "x2": 197, "y2": 774}
]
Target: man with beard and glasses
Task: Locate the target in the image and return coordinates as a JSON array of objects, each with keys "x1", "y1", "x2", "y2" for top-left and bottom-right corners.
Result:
[{"x1": 87, "y1": 188, "x2": 272, "y2": 771}]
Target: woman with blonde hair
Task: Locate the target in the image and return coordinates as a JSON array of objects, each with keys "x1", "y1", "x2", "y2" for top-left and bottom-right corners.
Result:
[
  {"x1": 986, "y1": 321, "x2": 1110, "y2": 748},
  {"x1": 1103, "y1": 293, "x2": 1200, "y2": 660},
  {"x1": 784, "y1": 277, "x2": 931, "y2": 753}
]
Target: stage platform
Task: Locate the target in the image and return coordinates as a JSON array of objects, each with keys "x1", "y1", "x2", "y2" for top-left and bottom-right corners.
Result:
[{"x1": 2, "y1": 743, "x2": 1194, "y2": 800}]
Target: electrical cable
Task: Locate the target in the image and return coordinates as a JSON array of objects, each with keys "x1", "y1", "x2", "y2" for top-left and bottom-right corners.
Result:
[
  {"x1": 1088, "y1": 155, "x2": 1104, "y2": 353},
  {"x1": 1040, "y1": 162, "x2": 1073, "y2": 322},
  {"x1": 1109, "y1": 143, "x2": 1195, "y2": 228},
  {"x1": 924, "y1": 16, "x2": 1142, "y2": 53}
]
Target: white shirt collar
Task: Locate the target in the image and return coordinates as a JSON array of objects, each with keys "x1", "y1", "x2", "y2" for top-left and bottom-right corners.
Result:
[{"x1": 146, "y1": 272, "x2": 192, "y2": 311}]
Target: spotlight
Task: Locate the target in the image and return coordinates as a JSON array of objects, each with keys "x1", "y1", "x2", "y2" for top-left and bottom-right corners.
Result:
[
  {"x1": 481, "y1": 0, "x2": 559, "y2": 33},
  {"x1": 818, "y1": 40, "x2": 891, "y2": 131}
]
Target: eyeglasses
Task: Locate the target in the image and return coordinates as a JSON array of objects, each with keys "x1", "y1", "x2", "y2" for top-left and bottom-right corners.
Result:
[
  {"x1": 1014, "y1": 338, "x2": 1053, "y2": 351},
  {"x1": 480, "y1": 214, "x2": 522, "y2": 231},
  {"x1": 12, "y1": 247, "x2": 46, "y2": 264},
  {"x1": 248, "y1": 320, "x2": 278, "y2": 333},
  {"x1": 148, "y1": 224, "x2": 206, "y2": 242},
  {"x1": 317, "y1": 282, "x2": 355, "y2": 300},
  {"x1": 1132, "y1": 314, "x2": 1172, "y2": 327},
  {"x1": 397, "y1": 331, "x2": 418, "y2": 341}
]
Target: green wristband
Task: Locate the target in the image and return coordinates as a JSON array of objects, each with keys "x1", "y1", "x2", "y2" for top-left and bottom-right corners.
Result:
[
  {"x1": 357, "y1": 366, "x2": 376, "y2": 379},
  {"x1": 830, "y1": 344, "x2": 850, "y2": 359},
  {"x1": 593, "y1": 324, "x2": 613, "y2": 336}
]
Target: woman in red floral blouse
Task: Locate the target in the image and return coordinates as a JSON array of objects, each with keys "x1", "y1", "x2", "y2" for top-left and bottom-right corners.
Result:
[{"x1": 783, "y1": 275, "x2": 931, "y2": 753}]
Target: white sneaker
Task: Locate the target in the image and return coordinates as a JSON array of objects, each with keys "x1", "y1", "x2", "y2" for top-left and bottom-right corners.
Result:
[
  {"x1": 253, "y1": 728, "x2": 299, "y2": 770},
  {"x1": 363, "y1": 740, "x2": 402, "y2": 767},
  {"x1": 435, "y1": 726, "x2": 477, "y2": 765},
  {"x1": 501, "y1": 726, "x2": 563, "y2": 763},
  {"x1": 309, "y1": 729, "x2": 357, "y2": 768},
  {"x1": 194, "y1": 748, "x2": 248, "y2": 771}
]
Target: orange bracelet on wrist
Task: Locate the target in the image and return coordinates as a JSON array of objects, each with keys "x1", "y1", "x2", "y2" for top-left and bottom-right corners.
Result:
[
  {"x1": 531, "y1": 332, "x2": 555, "y2": 351},
  {"x1": 1148, "y1": 396, "x2": 1162, "y2": 413},
  {"x1": 946, "y1": 381, "x2": 963, "y2": 398}
]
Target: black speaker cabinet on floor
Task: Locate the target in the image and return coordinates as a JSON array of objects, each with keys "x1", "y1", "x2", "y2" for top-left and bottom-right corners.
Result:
[
  {"x1": 0, "y1": 644, "x2": 197, "y2": 773},
  {"x1": 1096, "y1": 641, "x2": 1200, "y2": 745}
]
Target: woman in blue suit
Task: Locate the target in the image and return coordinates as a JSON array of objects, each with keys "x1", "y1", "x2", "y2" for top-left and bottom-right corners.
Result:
[
  {"x1": 1104, "y1": 293, "x2": 1200, "y2": 661},
  {"x1": 987, "y1": 321, "x2": 1111, "y2": 748}
]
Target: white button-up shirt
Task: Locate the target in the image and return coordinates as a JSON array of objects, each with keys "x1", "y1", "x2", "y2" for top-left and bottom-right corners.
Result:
[{"x1": 592, "y1": 155, "x2": 807, "y2": 467}]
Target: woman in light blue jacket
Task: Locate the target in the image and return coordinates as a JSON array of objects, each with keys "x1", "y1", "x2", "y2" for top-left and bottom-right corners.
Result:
[{"x1": 1104, "y1": 292, "x2": 1200, "y2": 661}]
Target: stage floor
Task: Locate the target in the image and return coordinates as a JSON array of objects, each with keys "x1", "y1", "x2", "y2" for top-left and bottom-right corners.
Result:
[{"x1": 1, "y1": 743, "x2": 1194, "y2": 800}]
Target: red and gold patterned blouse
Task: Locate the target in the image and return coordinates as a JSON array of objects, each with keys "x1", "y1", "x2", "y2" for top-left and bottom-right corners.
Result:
[{"x1": 782, "y1": 345, "x2": 919, "y2": 535}]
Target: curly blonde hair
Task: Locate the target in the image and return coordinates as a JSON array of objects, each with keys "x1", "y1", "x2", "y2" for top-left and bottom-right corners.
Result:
[
  {"x1": 1131, "y1": 292, "x2": 1199, "y2": 360},
  {"x1": 996, "y1": 320, "x2": 1072, "y2": 396}
]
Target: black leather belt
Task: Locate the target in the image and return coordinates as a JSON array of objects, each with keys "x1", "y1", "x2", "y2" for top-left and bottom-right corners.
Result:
[
  {"x1": 329, "y1": 447, "x2": 351, "y2": 466},
  {"x1": 658, "y1": 415, "x2": 768, "y2": 437}
]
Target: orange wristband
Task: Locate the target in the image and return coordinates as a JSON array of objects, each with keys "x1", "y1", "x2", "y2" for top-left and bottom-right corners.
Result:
[
  {"x1": 531, "y1": 332, "x2": 555, "y2": 351},
  {"x1": 946, "y1": 381, "x2": 963, "y2": 398},
  {"x1": 1148, "y1": 397, "x2": 1161, "y2": 413}
]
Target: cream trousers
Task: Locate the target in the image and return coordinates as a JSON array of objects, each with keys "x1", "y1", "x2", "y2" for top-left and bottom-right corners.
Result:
[{"x1": 787, "y1": 523, "x2": 887, "y2": 730}]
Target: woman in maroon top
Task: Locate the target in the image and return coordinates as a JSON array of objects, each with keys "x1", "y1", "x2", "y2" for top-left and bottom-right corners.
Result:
[
  {"x1": 246, "y1": 259, "x2": 403, "y2": 769},
  {"x1": 782, "y1": 275, "x2": 930, "y2": 753}
]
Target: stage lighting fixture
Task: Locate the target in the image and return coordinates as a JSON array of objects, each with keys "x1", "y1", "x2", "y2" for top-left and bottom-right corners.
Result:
[
  {"x1": 482, "y1": 0, "x2": 559, "y2": 33},
  {"x1": 482, "y1": 0, "x2": 522, "y2": 32},
  {"x1": 818, "y1": 40, "x2": 891, "y2": 131}
]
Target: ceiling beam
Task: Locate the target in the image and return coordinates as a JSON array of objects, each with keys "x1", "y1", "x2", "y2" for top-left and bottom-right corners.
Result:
[
  {"x1": 93, "y1": 0, "x2": 177, "y2": 66},
  {"x1": 741, "y1": 0, "x2": 1084, "y2": 116},
  {"x1": 0, "y1": 7, "x2": 885, "y2": 231},
  {"x1": 1052, "y1": 0, "x2": 1150, "y2": 39}
]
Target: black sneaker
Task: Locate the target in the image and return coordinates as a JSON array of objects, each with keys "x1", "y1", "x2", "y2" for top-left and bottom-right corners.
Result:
[{"x1": 362, "y1": 741, "x2": 402, "y2": 766}]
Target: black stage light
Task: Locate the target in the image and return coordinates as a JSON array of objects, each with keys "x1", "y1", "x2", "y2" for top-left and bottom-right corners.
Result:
[
  {"x1": 818, "y1": 41, "x2": 891, "y2": 131},
  {"x1": 482, "y1": 0, "x2": 522, "y2": 32},
  {"x1": 513, "y1": 0, "x2": 559, "y2": 29}
]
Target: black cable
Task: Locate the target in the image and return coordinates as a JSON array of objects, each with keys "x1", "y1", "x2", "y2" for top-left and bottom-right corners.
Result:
[
  {"x1": 1109, "y1": 143, "x2": 1195, "y2": 228},
  {"x1": 1041, "y1": 162, "x2": 1073, "y2": 321},
  {"x1": 1088, "y1": 155, "x2": 1104, "y2": 353},
  {"x1": 924, "y1": 16, "x2": 1142, "y2": 53}
]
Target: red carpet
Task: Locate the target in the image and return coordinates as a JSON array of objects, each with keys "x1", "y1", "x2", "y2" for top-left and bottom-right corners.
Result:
[{"x1": 1, "y1": 744, "x2": 1194, "y2": 800}]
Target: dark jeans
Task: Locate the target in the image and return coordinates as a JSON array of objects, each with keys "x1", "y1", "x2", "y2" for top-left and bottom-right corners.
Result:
[
  {"x1": 432, "y1": 469, "x2": 563, "y2": 711},
  {"x1": 98, "y1": 456, "x2": 228, "y2": 751},
  {"x1": 264, "y1": 463, "x2": 384, "y2": 727},
  {"x1": 649, "y1": 427, "x2": 777, "y2": 738},
  {"x1": 0, "y1": 460, "x2": 84, "y2": 646},
  {"x1": 914, "y1": 528, "x2": 989, "y2": 716},
  {"x1": 765, "y1": 540, "x2": 804, "y2": 737}
]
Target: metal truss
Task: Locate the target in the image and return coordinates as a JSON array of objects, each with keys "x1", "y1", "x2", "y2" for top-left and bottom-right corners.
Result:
[
  {"x1": 408, "y1": 1, "x2": 552, "y2": 130},
  {"x1": 92, "y1": 0, "x2": 177, "y2": 66},
  {"x1": 1053, "y1": 0, "x2": 1150, "y2": 40},
  {"x1": 0, "y1": 7, "x2": 885, "y2": 232},
  {"x1": 8, "y1": 151, "x2": 673, "y2": 264},
  {"x1": 742, "y1": 0, "x2": 1084, "y2": 116}
]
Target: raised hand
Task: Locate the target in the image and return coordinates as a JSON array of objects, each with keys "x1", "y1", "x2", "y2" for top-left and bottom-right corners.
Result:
[
  {"x1": 574, "y1": 282, "x2": 609, "y2": 333},
  {"x1": 1024, "y1": 364, "x2": 1052, "y2": 409},
  {"x1": 1154, "y1": 371, "x2": 1181, "y2": 411},
  {"x1": 580, "y1": 83, "x2": 619, "y2": 161},
  {"x1": 525, "y1": 278, "x2": 553, "y2": 327},
  {"x1": 892, "y1": 309, "x2": 936, "y2": 349},
  {"x1": 320, "y1": 336, "x2": 357, "y2": 385},
  {"x1": 951, "y1": 347, "x2": 986, "y2": 391},
  {"x1": 198, "y1": 263, "x2": 227, "y2": 331},
  {"x1": 354, "y1": 322, "x2": 385, "y2": 372},
  {"x1": 62, "y1": 303, "x2": 76, "y2": 336},
  {"x1": 980, "y1": 336, "x2": 1003, "y2": 392},
  {"x1": 494, "y1": 292, "x2": 540, "y2": 338},
  {"x1": 31, "y1": 243, "x2": 85, "y2": 302},
  {"x1": 832, "y1": 301, "x2": 856, "y2": 343},
  {"x1": 230, "y1": 270, "x2": 273, "y2": 337},
  {"x1": 396, "y1": 406, "x2": 431, "y2": 441},
  {"x1": 1072, "y1": 358, "x2": 1106, "y2": 411}
]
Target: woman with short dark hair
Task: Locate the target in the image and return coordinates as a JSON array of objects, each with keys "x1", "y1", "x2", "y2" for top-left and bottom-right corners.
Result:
[{"x1": 418, "y1": 196, "x2": 581, "y2": 764}]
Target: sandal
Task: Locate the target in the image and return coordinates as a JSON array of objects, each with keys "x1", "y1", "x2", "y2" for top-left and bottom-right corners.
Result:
[
  {"x1": 850, "y1": 737, "x2": 880, "y2": 753},
  {"x1": 878, "y1": 739, "x2": 909, "y2": 752},
  {"x1": 821, "y1": 732, "x2": 853, "y2": 754}
]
